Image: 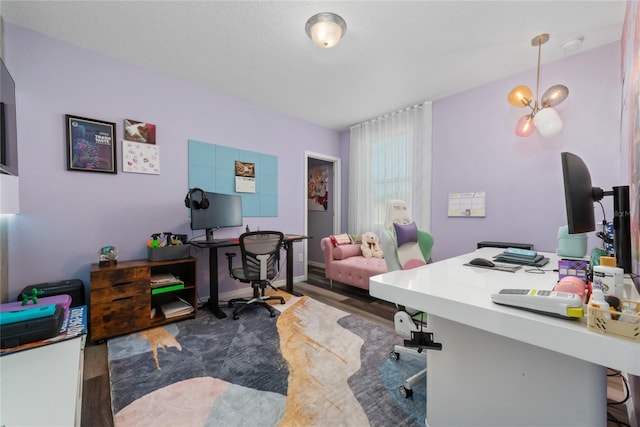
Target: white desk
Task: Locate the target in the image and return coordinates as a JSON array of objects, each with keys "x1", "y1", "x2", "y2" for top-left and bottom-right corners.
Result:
[
  {"x1": 0, "y1": 336, "x2": 86, "y2": 426},
  {"x1": 370, "y1": 247, "x2": 640, "y2": 427}
]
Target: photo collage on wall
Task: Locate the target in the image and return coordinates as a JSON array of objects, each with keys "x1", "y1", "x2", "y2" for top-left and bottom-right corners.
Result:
[
  {"x1": 122, "y1": 119, "x2": 159, "y2": 175},
  {"x1": 308, "y1": 166, "x2": 329, "y2": 211}
]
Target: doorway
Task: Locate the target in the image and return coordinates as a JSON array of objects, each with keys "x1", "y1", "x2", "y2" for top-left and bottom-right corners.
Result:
[{"x1": 305, "y1": 152, "x2": 341, "y2": 274}]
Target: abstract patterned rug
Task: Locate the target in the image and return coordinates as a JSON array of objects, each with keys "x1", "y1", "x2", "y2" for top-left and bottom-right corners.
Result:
[{"x1": 107, "y1": 294, "x2": 426, "y2": 426}]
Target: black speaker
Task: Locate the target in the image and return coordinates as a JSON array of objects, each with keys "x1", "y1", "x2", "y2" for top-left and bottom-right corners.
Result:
[{"x1": 184, "y1": 187, "x2": 209, "y2": 210}]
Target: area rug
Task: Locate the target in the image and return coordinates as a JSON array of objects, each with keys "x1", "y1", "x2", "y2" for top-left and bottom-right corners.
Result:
[{"x1": 107, "y1": 294, "x2": 426, "y2": 426}]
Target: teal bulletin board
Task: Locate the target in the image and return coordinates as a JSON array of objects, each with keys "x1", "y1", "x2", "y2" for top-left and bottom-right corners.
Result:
[{"x1": 188, "y1": 140, "x2": 278, "y2": 217}]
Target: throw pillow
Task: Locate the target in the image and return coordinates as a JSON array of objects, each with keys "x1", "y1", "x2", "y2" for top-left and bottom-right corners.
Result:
[
  {"x1": 329, "y1": 233, "x2": 352, "y2": 247},
  {"x1": 394, "y1": 221, "x2": 418, "y2": 247},
  {"x1": 349, "y1": 234, "x2": 362, "y2": 244},
  {"x1": 333, "y1": 244, "x2": 362, "y2": 260}
]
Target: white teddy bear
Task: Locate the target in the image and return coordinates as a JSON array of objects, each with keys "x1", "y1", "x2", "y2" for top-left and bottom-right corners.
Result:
[{"x1": 360, "y1": 231, "x2": 384, "y2": 259}]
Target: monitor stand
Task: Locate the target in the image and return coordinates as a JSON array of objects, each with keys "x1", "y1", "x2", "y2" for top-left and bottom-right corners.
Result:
[{"x1": 205, "y1": 228, "x2": 227, "y2": 244}]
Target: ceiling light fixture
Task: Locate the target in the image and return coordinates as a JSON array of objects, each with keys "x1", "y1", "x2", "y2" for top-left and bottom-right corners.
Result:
[
  {"x1": 305, "y1": 12, "x2": 347, "y2": 48},
  {"x1": 507, "y1": 34, "x2": 569, "y2": 137}
]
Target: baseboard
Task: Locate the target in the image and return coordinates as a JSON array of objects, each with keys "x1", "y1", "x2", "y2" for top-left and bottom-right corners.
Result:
[{"x1": 308, "y1": 260, "x2": 324, "y2": 269}]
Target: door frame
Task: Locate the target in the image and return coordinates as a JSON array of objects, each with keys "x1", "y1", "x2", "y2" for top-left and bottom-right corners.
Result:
[{"x1": 304, "y1": 151, "x2": 341, "y2": 274}]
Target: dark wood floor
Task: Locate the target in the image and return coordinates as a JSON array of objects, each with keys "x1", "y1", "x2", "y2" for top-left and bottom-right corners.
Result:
[{"x1": 80, "y1": 269, "x2": 632, "y2": 427}]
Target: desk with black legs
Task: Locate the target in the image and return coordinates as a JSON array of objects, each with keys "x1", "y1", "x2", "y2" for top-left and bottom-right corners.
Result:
[{"x1": 191, "y1": 234, "x2": 309, "y2": 319}]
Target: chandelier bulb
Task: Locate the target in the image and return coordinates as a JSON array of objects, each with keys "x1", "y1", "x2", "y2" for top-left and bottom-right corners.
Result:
[
  {"x1": 515, "y1": 115, "x2": 536, "y2": 137},
  {"x1": 507, "y1": 85, "x2": 533, "y2": 108},
  {"x1": 533, "y1": 107, "x2": 563, "y2": 137},
  {"x1": 541, "y1": 85, "x2": 569, "y2": 108}
]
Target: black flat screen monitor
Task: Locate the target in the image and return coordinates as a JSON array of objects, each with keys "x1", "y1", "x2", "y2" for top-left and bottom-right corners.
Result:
[
  {"x1": 190, "y1": 191, "x2": 243, "y2": 242},
  {"x1": 0, "y1": 58, "x2": 18, "y2": 176},
  {"x1": 561, "y1": 152, "x2": 596, "y2": 234},
  {"x1": 561, "y1": 152, "x2": 631, "y2": 273}
]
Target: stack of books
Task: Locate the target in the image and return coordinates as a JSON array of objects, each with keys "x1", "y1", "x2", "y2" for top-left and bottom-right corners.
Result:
[
  {"x1": 150, "y1": 273, "x2": 185, "y2": 295},
  {"x1": 493, "y1": 248, "x2": 549, "y2": 267},
  {"x1": 159, "y1": 296, "x2": 194, "y2": 319}
]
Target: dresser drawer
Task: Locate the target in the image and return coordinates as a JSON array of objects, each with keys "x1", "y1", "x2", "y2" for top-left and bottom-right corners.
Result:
[
  {"x1": 90, "y1": 294, "x2": 150, "y2": 341},
  {"x1": 90, "y1": 266, "x2": 149, "y2": 290},
  {"x1": 90, "y1": 280, "x2": 149, "y2": 305}
]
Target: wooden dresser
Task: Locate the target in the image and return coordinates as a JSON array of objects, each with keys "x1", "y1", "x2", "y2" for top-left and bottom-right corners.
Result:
[{"x1": 89, "y1": 258, "x2": 197, "y2": 342}]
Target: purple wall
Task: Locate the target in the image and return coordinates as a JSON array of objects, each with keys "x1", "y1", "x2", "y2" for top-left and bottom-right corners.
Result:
[
  {"x1": 432, "y1": 42, "x2": 623, "y2": 261},
  {"x1": 4, "y1": 23, "x2": 625, "y2": 296},
  {"x1": 4, "y1": 23, "x2": 342, "y2": 300}
]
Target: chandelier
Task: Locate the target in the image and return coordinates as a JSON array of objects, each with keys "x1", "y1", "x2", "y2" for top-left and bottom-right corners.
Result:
[{"x1": 507, "y1": 34, "x2": 569, "y2": 137}]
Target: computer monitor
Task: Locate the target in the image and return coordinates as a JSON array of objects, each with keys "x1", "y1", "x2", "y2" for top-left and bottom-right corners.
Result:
[
  {"x1": 188, "y1": 190, "x2": 243, "y2": 242},
  {"x1": 561, "y1": 152, "x2": 631, "y2": 273},
  {"x1": 1, "y1": 57, "x2": 18, "y2": 176}
]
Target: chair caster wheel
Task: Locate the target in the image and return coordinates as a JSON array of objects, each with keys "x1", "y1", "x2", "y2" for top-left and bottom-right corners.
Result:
[
  {"x1": 233, "y1": 314, "x2": 239, "y2": 320},
  {"x1": 399, "y1": 385, "x2": 413, "y2": 398},
  {"x1": 270, "y1": 311, "x2": 276, "y2": 317},
  {"x1": 228, "y1": 302, "x2": 234, "y2": 308},
  {"x1": 389, "y1": 351, "x2": 399, "y2": 360}
]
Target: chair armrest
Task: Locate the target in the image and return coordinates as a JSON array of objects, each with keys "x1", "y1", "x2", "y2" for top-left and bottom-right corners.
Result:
[{"x1": 225, "y1": 252, "x2": 236, "y2": 275}]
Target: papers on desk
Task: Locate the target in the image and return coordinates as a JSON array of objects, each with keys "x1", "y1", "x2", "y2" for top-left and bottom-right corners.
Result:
[
  {"x1": 493, "y1": 249, "x2": 550, "y2": 267},
  {"x1": 150, "y1": 273, "x2": 185, "y2": 294},
  {"x1": 160, "y1": 296, "x2": 194, "y2": 319},
  {"x1": 151, "y1": 273, "x2": 184, "y2": 288}
]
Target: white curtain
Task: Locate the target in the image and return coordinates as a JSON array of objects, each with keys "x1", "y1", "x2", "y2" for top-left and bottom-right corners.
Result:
[{"x1": 348, "y1": 102, "x2": 432, "y2": 237}]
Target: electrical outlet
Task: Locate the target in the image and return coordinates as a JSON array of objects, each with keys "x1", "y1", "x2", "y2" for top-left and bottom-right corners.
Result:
[{"x1": 298, "y1": 253, "x2": 304, "y2": 262}]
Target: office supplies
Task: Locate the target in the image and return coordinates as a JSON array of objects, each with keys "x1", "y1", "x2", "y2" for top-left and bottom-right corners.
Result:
[
  {"x1": 491, "y1": 288, "x2": 583, "y2": 318},
  {"x1": 150, "y1": 273, "x2": 183, "y2": 287},
  {"x1": 0, "y1": 305, "x2": 65, "y2": 348},
  {"x1": 504, "y1": 247, "x2": 538, "y2": 258},
  {"x1": 492, "y1": 253, "x2": 550, "y2": 267},
  {"x1": 2, "y1": 294, "x2": 72, "y2": 315},
  {"x1": 0, "y1": 304, "x2": 56, "y2": 325},
  {"x1": 151, "y1": 284, "x2": 185, "y2": 295},
  {"x1": 160, "y1": 296, "x2": 194, "y2": 319}
]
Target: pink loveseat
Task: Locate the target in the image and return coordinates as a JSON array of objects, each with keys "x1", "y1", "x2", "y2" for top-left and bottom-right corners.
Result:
[{"x1": 320, "y1": 237, "x2": 388, "y2": 291}]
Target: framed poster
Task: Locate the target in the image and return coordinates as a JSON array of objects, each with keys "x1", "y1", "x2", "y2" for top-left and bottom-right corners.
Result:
[{"x1": 66, "y1": 115, "x2": 117, "y2": 173}]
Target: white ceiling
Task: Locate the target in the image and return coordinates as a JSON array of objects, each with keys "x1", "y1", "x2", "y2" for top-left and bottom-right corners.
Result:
[{"x1": 0, "y1": 1, "x2": 627, "y2": 131}]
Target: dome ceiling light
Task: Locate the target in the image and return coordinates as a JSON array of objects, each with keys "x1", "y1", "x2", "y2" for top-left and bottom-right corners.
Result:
[{"x1": 305, "y1": 12, "x2": 347, "y2": 48}]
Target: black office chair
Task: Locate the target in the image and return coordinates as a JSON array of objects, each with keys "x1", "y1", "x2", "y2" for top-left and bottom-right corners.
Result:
[{"x1": 225, "y1": 231, "x2": 285, "y2": 320}]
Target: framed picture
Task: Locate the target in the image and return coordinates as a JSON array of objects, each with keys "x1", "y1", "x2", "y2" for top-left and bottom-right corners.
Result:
[{"x1": 66, "y1": 115, "x2": 117, "y2": 173}]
